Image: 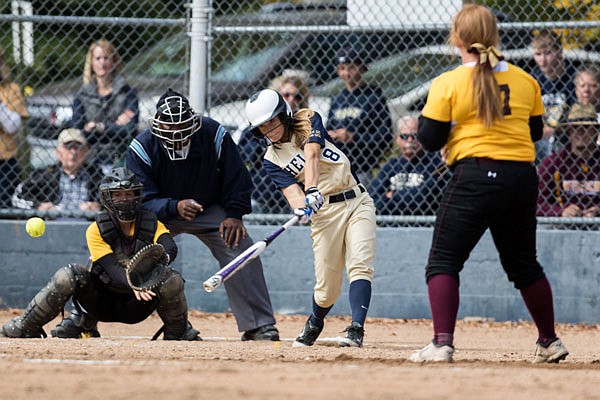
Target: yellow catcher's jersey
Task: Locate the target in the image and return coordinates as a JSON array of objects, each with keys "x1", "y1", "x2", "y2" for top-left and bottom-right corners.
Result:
[
  {"x1": 85, "y1": 219, "x2": 170, "y2": 262},
  {"x1": 422, "y1": 61, "x2": 544, "y2": 166},
  {"x1": 263, "y1": 111, "x2": 358, "y2": 195}
]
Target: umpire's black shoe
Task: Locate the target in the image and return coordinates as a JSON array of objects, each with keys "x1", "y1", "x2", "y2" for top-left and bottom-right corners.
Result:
[
  {"x1": 292, "y1": 318, "x2": 323, "y2": 347},
  {"x1": 339, "y1": 322, "x2": 364, "y2": 348},
  {"x1": 241, "y1": 324, "x2": 280, "y2": 341}
]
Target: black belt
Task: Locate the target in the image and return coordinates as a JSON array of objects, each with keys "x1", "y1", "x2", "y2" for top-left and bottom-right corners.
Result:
[{"x1": 329, "y1": 185, "x2": 365, "y2": 204}]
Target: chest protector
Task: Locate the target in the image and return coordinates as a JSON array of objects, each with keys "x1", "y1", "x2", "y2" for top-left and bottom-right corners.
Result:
[{"x1": 96, "y1": 211, "x2": 157, "y2": 266}]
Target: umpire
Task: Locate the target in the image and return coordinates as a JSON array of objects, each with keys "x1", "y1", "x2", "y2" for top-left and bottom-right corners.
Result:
[{"x1": 126, "y1": 89, "x2": 279, "y2": 341}]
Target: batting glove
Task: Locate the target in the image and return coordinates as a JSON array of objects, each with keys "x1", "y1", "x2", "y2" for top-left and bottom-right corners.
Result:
[
  {"x1": 294, "y1": 207, "x2": 313, "y2": 224},
  {"x1": 305, "y1": 187, "x2": 325, "y2": 213}
]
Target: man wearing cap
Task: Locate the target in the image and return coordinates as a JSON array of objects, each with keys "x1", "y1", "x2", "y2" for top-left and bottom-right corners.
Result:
[
  {"x1": 12, "y1": 128, "x2": 102, "y2": 214},
  {"x1": 537, "y1": 103, "x2": 600, "y2": 217},
  {"x1": 326, "y1": 46, "x2": 392, "y2": 186}
]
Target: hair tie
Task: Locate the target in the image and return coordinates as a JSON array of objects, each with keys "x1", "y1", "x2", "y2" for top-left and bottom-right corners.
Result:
[{"x1": 468, "y1": 43, "x2": 504, "y2": 68}]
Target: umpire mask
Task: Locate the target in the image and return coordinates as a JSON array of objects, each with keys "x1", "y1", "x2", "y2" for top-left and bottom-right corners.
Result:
[{"x1": 150, "y1": 89, "x2": 201, "y2": 161}]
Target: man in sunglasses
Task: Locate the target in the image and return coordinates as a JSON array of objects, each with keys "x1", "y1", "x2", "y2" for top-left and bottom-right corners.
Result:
[
  {"x1": 12, "y1": 128, "x2": 102, "y2": 216},
  {"x1": 370, "y1": 116, "x2": 449, "y2": 215}
]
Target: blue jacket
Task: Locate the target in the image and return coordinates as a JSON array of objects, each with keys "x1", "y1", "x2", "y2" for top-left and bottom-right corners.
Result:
[
  {"x1": 530, "y1": 63, "x2": 577, "y2": 108},
  {"x1": 125, "y1": 116, "x2": 253, "y2": 221},
  {"x1": 369, "y1": 152, "x2": 448, "y2": 215},
  {"x1": 326, "y1": 84, "x2": 392, "y2": 172}
]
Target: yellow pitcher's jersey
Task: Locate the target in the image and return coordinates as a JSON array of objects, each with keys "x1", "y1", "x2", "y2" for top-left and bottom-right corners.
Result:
[
  {"x1": 422, "y1": 61, "x2": 544, "y2": 166},
  {"x1": 263, "y1": 111, "x2": 358, "y2": 195}
]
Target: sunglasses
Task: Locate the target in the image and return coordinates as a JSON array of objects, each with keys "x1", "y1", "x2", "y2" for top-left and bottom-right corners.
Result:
[
  {"x1": 61, "y1": 141, "x2": 86, "y2": 151},
  {"x1": 282, "y1": 92, "x2": 302, "y2": 101},
  {"x1": 398, "y1": 133, "x2": 417, "y2": 140}
]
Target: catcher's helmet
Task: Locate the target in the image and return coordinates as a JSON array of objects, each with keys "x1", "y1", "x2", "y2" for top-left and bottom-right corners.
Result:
[
  {"x1": 99, "y1": 167, "x2": 143, "y2": 222},
  {"x1": 150, "y1": 88, "x2": 201, "y2": 161},
  {"x1": 245, "y1": 89, "x2": 293, "y2": 139}
]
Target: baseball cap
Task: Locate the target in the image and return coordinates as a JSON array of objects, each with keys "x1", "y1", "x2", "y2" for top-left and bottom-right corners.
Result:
[
  {"x1": 58, "y1": 128, "x2": 87, "y2": 145},
  {"x1": 335, "y1": 47, "x2": 367, "y2": 69},
  {"x1": 560, "y1": 103, "x2": 600, "y2": 127}
]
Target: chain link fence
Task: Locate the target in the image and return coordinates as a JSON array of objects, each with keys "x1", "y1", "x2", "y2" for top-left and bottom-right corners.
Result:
[{"x1": 1, "y1": 0, "x2": 599, "y2": 228}]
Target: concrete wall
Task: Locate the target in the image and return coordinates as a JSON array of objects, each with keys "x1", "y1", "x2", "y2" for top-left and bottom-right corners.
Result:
[{"x1": 1, "y1": 219, "x2": 599, "y2": 323}]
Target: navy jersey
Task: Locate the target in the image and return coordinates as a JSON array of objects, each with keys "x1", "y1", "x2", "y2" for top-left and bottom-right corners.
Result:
[
  {"x1": 326, "y1": 84, "x2": 392, "y2": 171},
  {"x1": 370, "y1": 152, "x2": 448, "y2": 215},
  {"x1": 126, "y1": 116, "x2": 253, "y2": 221}
]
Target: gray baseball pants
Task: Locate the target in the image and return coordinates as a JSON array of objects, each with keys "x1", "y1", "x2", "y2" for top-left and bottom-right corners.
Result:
[{"x1": 165, "y1": 205, "x2": 276, "y2": 332}]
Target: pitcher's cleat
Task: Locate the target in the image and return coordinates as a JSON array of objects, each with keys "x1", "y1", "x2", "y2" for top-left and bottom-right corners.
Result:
[
  {"x1": 409, "y1": 341, "x2": 454, "y2": 363},
  {"x1": 532, "y1": 338, "x2": 569, "y2": 364}
]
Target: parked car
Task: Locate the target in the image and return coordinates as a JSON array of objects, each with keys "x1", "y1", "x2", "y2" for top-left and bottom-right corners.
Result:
[
  {"x1": 23, "y1": 1, "x2": 531, "y2": 169},
  {"x1": 216, "y1": 45, "x2": 600, "y2": 143}
]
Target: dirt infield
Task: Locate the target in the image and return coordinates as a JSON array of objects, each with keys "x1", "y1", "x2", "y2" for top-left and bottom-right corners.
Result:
[{"x1": 1, "y1": 309, "x2": 599, "y2": 400}]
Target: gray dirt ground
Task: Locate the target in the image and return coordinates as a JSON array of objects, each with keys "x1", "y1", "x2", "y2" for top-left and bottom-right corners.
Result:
[{"x1": 1, "y1": 309, "x2": 599, "y2": 400}]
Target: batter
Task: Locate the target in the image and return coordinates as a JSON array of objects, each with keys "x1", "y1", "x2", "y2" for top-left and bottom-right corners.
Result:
[{"x1": 245, "y1": 89, "x2": 376, "y2": 348}]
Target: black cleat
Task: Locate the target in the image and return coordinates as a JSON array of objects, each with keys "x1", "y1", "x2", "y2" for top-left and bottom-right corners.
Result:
[
  {"x1": 292, "y1": 318, "x2": 323, "y2": 347},
  {"x1": 164, "y1": 321, "x2": 203, "y2": 341},
  {"x1": 339, "y1": 322, "x2": 364, "y2": 348},
  {"x1": 241, "y1": 324, "x2": 280, "y2": 341},
  {"x1": 50, "y1": 317, "x2": 100, "y2": 339}
]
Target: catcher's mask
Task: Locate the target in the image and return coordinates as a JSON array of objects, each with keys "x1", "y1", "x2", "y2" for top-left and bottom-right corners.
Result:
[
  {"x1": 99, "y1": 167, "x2": 143, "y2": 222},
  {"x1": 150, "y1": 88, "x2": 201, "y2": 161},
  {"x1": 245, "y1": 89, "x2": 293, "y2": 141}
]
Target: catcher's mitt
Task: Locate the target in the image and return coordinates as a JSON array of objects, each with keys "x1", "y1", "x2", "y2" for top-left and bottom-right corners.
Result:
[{"x1": 126, "y1": 244, "x2": 170, "y2": 291}]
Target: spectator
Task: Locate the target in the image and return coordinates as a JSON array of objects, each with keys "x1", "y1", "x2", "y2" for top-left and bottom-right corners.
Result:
[
  {"x1": 12, "y1": 128, "x2": 102, "y2": 215},
  {"x1": 370, "y1": 116, "x2": 448, "y2": 215},
  {"x1": 126, "y1": 89, "x2": 279, "y2": 341},
  {"x1": 530, "y1": 29, "x2": 577, "y2": 164},
  {"x1": 537, "y1": 103, "x2": 600, "y2": 217},
  {"x1": 71, "y1": 39, "x2": 139, "y2": 175},
  {"x1": 237, "y1": 72, "x2": 311, "y2": 213},
  {"x1": 573, "y1": 64, "x2": 600, "y2": 123},
  {"x1": 326, "y1": 47, "x2": 393, "y2": 185},
  {"x1": 0, "y1": 45, "x2": 29, "y2": 208},
  {"x1": 269, "y1": 72, "x2": 310, "y2": 110}
]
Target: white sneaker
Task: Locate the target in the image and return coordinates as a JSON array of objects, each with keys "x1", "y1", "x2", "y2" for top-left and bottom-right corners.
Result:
[
  {"x1": 409, "y1": 341, "x2": 454, "y2": 363},
  {"x1": 532, "y1": 338, "x2": 569, "y2": 364}
]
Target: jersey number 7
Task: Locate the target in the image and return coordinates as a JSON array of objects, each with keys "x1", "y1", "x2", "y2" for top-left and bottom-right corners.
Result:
[{"x1": 499, "y1": 84, "x2": 512, "y2": 116}]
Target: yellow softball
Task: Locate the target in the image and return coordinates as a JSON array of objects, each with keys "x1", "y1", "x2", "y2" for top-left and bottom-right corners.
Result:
[{"x1": 26, "y1": 217, "x2": 45, "y2": 238}]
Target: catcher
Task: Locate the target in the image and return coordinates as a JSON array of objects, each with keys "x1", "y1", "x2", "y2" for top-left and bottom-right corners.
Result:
[{"x1": 1, "y1": 167, "x2": 201, "y2": 341}]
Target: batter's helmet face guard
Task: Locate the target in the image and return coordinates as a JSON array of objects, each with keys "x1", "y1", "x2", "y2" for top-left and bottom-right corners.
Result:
[
  {"x1": 150, "y1": 88, "x2": 201, "y2": 161},
  {"x1": 245, "y1": 89, "x2": 293, "y2": 140},
  {"x1": 99, "y1": 167, "x2": 143, "y2": 222}
]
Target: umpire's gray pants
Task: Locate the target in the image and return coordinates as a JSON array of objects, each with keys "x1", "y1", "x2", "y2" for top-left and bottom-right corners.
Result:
[{"x1": 165, "y1": 205, "x2": 276, "y2": 332}]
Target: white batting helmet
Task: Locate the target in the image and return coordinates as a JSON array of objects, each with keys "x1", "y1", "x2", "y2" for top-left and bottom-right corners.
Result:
[{"x1": 245, "y1": 89, "x2": 293, "y2": 139}]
